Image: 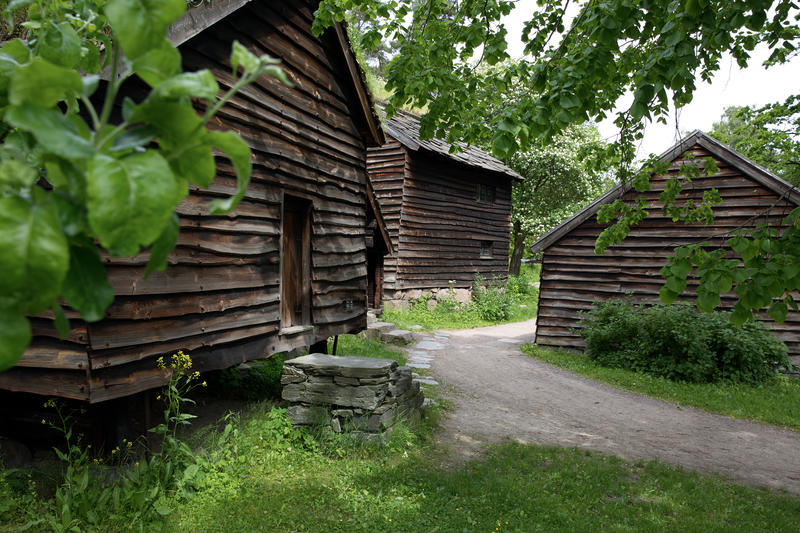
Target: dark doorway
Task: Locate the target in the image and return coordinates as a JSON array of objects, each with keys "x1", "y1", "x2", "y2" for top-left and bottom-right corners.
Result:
[
  {"x1": 281, "y1": 195, "x2": 312, "y2": 329},
  {"x1": 367, "y1": 245, "x2": 384, "y2": 312}
]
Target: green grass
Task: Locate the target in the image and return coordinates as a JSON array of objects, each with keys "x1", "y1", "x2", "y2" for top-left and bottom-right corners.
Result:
[
  {"x1": 167, "y1": 406, "x2": 799, "y2": 533},
  {"x1": 5, "y1": 401, "x2": 800, "y2": 532},
  {"x1": 523, "y1": 344, "x2": 800, "y2": 432},
  {"x1": 330, "y1": 334, "x2": 407, "y2": 365}
]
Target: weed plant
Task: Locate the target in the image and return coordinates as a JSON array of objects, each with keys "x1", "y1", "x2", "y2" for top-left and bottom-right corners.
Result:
[{"x1": 579, "y1": 299, "x2": 789, "y2": 384}]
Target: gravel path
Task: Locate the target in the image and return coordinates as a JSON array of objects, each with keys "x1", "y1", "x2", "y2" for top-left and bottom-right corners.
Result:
[{"x1": 408, "y1": 318, "x2": 800, "y2": 494}]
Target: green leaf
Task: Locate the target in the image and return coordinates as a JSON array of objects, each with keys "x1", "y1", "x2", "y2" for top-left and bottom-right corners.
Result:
[
  {"x1": 172, "y1": 144, "x2": 215, "y2": 187},
  {"x1": 231, "y1": 40, "x2": 260, "y2": 74},
  {"x1": 52, "y1": 302, "x2": 70, "y2": 340},
  {"x1": 145, "y1": 213, "x2": 179, "y2": 279},
  {"x1": 730, "y1": 302, "x2": 752, "y2": 325},
  {"x1": 6, "y1": 102, "x2": 95, "y2": 159},
  {"x1": 0, "y1": 196, "x2": 69, "y2": 315},
  {"x1": 205, "y1": 131, "x2": 252, "y2": 214},
  {"x1": 130, "y1": 99, "x2": 204, "y2": 145},
  {"x1": 131, "y1": 38, "x2": 180, "y2": 87},
  {"x1": 559, "y1": 94, "x2": 580, "y2": 109},
  {"x1": 0, "y1": 159, "x2": 38, "y2": 193},
  {"x1": 8, "y1": 57, "x2": 83, "y2": 107},
  {"x1": 659, "y1": 285, "x2": 678, "y2": 304},
  {"x1": 87, "y1": 151, "x2": 186, "y2": 256},
  {"x1": 105, "y1": 0, "x2": 186, "y2": 60},
  {"x1": 665, "y1": 275, "x2": 686, "y2": 294},
  {"x1": 155, "y1": 70, "x2": 219, "y2": 101},
  {"x1": 79, "y1": 42, "x2": 102, "y2": 74},
  {"x1": 62, "y1": 239, "x2": 115, "y2": 322},
  {"x1": 767, "y1": 300, "x2": 788, "y2": 323},
  {"x1": 39, "y1": 21, "x2": 82, "y2": 68},
  {"x1": 669, "y1": 258, "x2": 692, "y2": 278},
  {"x1": 696, "y1": 290, "x2": 720, "y2": 312},
  {"x1": 0, "y1": 309, "x2": 31, "y2": 371},
  {"x1": 110, "y1": 126, "x2": 157, "y2": 152}
]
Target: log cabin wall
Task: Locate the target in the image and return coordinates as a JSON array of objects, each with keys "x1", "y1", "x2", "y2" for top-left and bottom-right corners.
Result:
[
  {"x1": 366, "y1": 141, "x2": 407, "y2": 290},
  {"x1": 395, "y1": 152, "x2": 513, "y2": 290},
  {"x1": 534, "y1": 138, "x2": 800, "y2": 363},
  {"x1": 0, "y1": 0, "x2": 383, "y2": 402}
]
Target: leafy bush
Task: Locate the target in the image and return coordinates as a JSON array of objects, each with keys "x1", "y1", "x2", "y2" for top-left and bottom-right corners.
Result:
[
  {"x1": 579, "y1": 299, "x2": 789, "y2": 384},
  {"x1": 472, "y1": 274, "x2": 513, "y2": 321}
]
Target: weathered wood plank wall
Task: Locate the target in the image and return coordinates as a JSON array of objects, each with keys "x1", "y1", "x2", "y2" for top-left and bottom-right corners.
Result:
[
  {"x1": 396, "y1": 153, "x2": 512, "y2": 289},
  {"x1": 367, "y1": 142, "x2": 513, "y2": 291},
  {"x1": 0, "y1": 0, "x2": 376, "y2": 402},
  {"x1": 536, "y1": 144, "x2": 800, "y2": 361},
  {"x1": 366, "y1": 141, "x2": 407, "y2": 289}
]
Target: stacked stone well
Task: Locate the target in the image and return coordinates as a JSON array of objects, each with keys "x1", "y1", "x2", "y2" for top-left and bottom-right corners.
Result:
[{"x1": 281, "y1": 354, "x2": 424, "y2": 440}]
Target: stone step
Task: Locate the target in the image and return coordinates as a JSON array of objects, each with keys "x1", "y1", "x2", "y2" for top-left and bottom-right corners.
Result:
[{"x1": 380, "y1": 328, "x2": 415, "y2": 345}]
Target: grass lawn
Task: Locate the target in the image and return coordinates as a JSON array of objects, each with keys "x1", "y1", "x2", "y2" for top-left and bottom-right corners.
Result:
[
  {"x1": 161, "y1": 405, "x2": 800, "y2": 533},
  {"x1": 383, "y1": 264, "x2": 540, "y2": 332},
  {"x1": 523, "y1": 344, "x2": 800, "y2": 432},
  {"x1": 329, "y1": 334, "x2": 407, "y2": 365}
]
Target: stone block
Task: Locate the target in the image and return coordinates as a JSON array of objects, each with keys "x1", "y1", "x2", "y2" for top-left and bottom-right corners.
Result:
[
  {"x1": 358, "y1": 376, "x2": 389, "y2": 385},
  {"x1": 331, "y1": 409, "x2": 353, "y2": 417},
  {"x1": 285, "y1": 354, "x2": 397, "y2": 378},
  {"x1": 330, "y1": 418, "x2": 342, "y2": 433},
  {"x1": 280, "y1": 366, "x2": 307, "y2": 385},
  {"x1": 404, "y1": 289, "x2": 424, "y2": 300},
  {"x1": 451, "y1": 288, "x2": 472, "y2": 304},
  {"x1": 282, "y1": 381, "x2": 388, "y2": 410},
  {"x1": 334, "y1": 376, "x2": 360, "y2": 386},
  {"x1": 381, "y1": 329, "x2": 414, "y2": 345},
  {"x1": 365, "y1": 321, "x2": 395, "y2": 341},
  {"x1": 287, "y1": 405, "x2": 327, "y2": 426}
]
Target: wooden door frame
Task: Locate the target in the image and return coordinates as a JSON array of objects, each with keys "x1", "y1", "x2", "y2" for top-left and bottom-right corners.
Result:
[{"x1": 279, "y1": 193, "x2": 313, "y2": 330}]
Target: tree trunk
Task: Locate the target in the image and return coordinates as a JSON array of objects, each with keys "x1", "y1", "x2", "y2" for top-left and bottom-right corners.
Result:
[{"x1": 508, "y1": 220, "x2": 526, "y2": 276}]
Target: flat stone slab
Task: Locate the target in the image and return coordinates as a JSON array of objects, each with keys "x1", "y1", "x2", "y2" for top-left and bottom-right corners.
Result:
[
  {"x1": 497, "y1": 338, "x2": 524, "y2": 344},
  {"x1": 285, "y1": 353, "x2": 397, "y2": 378},
  {"x1": 416, "y1": 340, "x2": 444, "y2": 350},
  {"x1": 414, "y1": 377, "x2": 439, "y2": 386},
  {"x1": 409, "y1": 325, "x2": 423, "y2": 330},
  {"x1": 409, "y1": 356, "x2": 434, "y2": 363},
  {"x1": 381, "y1": 329, "x2": 415, "y2": 345},
  {"x1": 407, "y1": 362, "x2": 431, "y2": 369}
]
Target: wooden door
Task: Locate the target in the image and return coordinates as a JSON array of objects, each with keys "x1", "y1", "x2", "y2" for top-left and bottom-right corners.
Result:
[{"x1": 281, "y1": 196, "x2": 312, "y2": 328}]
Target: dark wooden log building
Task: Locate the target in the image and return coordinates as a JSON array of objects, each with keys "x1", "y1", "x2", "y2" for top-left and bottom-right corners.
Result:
[
  {"x1": 366, "y1": 108, "x2": 521, "y2": 303},
  {"x1": 532, "y1": 131, "x2": 800, "y2": 363},
  {"x1": 0, "y1": 0, "x2": 392, "y2": 402}
]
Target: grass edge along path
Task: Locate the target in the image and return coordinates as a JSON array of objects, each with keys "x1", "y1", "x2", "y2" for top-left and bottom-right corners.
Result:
[{"x1": 522, "y1": 344, "x2": 800, "y2": 432}]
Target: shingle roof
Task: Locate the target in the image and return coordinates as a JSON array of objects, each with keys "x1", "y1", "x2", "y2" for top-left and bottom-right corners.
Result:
[
  {"x1": 383, "y1": 108, "x2": 522, "y2": 181},
  {"x1": 530, "y1": 130, "x2": 800, "y2": 253}
]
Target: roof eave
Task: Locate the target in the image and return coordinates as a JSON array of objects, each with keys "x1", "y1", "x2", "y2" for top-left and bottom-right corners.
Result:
[{"x1": 530, "y1": 130, "x2": 799, "y2": 254}]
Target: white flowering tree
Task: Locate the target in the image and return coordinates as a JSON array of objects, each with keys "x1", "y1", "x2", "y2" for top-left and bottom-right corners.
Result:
[{"x1": 508, "y1": 124, "x2": 611, "y2": 275}]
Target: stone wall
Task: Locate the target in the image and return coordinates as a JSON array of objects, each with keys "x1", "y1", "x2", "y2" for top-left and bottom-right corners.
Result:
[
  {"x1": 384, "y1": 287, "x2": 472, "y2": 311},
  {"x1": 281, "y1": 354, "x2": 424, "y2": 441}
]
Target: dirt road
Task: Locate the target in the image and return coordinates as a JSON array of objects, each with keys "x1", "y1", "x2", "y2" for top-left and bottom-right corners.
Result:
[{"x1": 412, "y1": 318, "x2": 800, "y2": 494}]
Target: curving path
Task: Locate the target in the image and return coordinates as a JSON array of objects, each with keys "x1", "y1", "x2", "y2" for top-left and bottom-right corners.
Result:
[{"x1": 407, "y1": 318, "x2": 800, "y2": 494}]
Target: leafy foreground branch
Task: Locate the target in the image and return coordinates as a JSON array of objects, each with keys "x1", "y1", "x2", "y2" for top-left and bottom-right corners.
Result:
[{"x1": 0, "y1": 0, "x2": 289, "y2": 370}]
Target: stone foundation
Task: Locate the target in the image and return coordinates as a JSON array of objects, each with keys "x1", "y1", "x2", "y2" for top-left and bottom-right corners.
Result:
[
  {"x1": 281, "y1": 354, "x2": 424, "y2": 442},
  {"x1": 384, "y1": 287, "x2": 472, "y2": 311}
]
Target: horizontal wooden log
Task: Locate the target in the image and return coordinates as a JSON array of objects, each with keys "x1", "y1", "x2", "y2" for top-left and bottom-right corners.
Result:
[{"x1": 90, "y1": 303, "x2": 280, "y2": 350}]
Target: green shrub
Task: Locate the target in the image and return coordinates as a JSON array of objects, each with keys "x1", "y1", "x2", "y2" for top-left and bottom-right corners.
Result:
[
  {"x1": 579, "y1": 299, "x2": 789, "y2": 384},
  {"x1": 472, "y1": 274, "x2": 513, "y2": 321}
]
